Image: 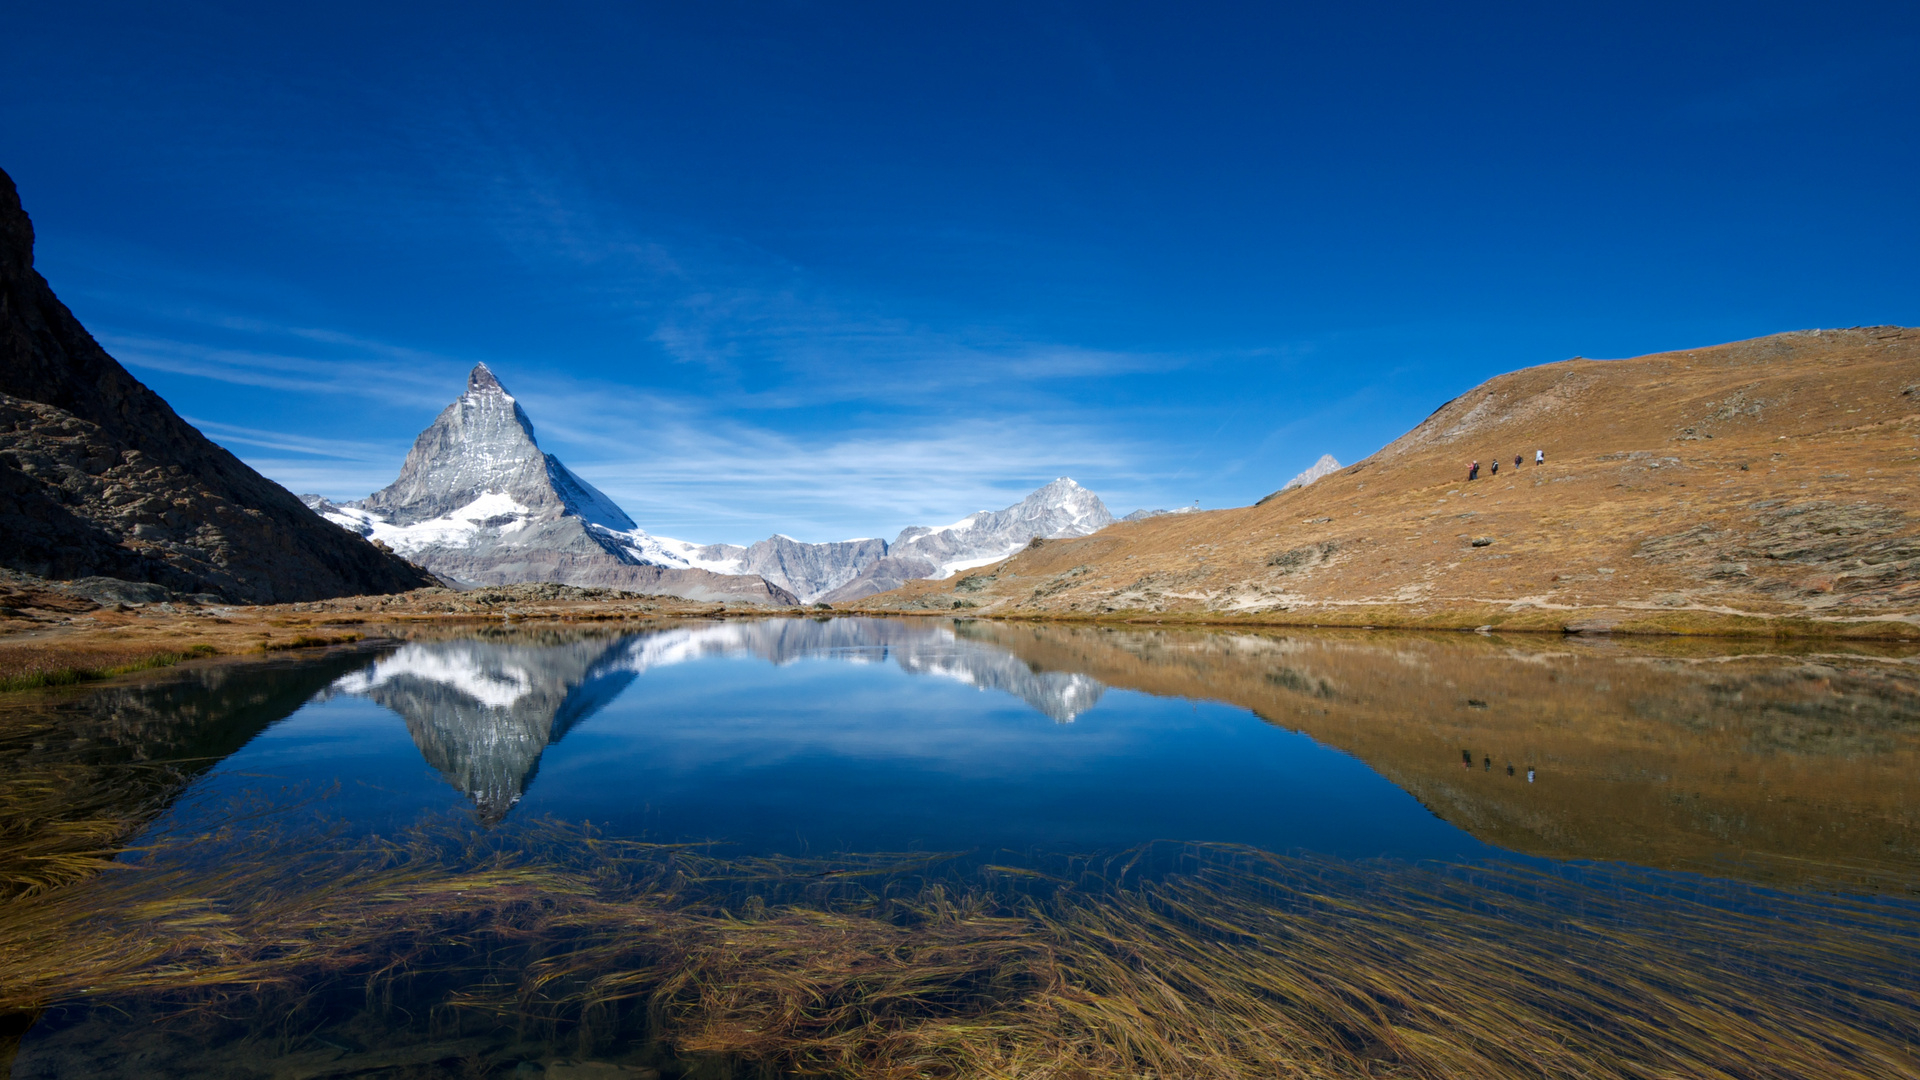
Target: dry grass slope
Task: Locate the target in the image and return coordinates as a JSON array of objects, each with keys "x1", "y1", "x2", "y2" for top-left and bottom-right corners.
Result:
[{"x1": 858, "y1": 327, "x2": 1920, "y2": 636}]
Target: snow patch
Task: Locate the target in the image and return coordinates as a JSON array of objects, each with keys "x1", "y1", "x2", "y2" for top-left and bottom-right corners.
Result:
[
  {"x1": 333, "y1": 644, "x2": 534, "y2": 709},
  {"x1": 321, "y1": 491, "x2": 536, "y2": 556}
]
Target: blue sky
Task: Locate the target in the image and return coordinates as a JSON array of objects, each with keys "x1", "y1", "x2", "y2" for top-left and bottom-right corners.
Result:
[{"x1": 4, "y1": 1, "x2": 1916, "y2": 544}]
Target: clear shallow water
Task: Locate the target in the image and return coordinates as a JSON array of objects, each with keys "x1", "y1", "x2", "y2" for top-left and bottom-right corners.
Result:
[{"x1": 5, "y1": 618, "x2": 1919, "y2": 1079}]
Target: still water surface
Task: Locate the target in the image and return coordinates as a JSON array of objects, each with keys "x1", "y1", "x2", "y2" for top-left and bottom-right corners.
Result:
[{"x1": 4, "y1": 618, "x2": 1918, "y2": 1078}]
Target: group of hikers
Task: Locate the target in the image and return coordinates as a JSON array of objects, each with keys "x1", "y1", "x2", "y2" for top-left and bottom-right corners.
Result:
[
  {"x1": 1467, "y1": 448, "x2": 1544, "y2": 482},
  {"x1": 1463, "y1": 750, "x2": 1536, "y2": 783}
]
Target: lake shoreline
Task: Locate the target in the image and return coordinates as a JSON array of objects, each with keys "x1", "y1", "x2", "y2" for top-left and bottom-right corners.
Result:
[{"x1": 5, "y1": 589, "x2": 1920, "y2": 691}]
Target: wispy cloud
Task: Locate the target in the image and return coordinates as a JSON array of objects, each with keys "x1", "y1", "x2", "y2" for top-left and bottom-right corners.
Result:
[
  {"x1": 183, "y1": 417, "x2": 398, "y2": 462},
  {"x1": 504, "y1": 376, "x2": 1152, "y2": 542},
  {"x1": 104, "y1": 331, "x2": 461, "y2": 408},
  {"x1": 184, "y1": 417, "x2": 411, "y2": 500},
  {"x1": 58, "y1": 123, "x2": 1231, "y2": 535}
]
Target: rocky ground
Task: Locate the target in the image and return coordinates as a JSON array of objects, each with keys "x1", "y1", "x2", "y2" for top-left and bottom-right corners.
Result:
[{"x1": 851, "y1": 327, "x2": 1920, "y2": 639}]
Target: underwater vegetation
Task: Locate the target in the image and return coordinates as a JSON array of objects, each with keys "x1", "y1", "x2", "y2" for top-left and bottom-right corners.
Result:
[{"x1": 2, "y1": 812, "x2": 1916, "y2": 1079}]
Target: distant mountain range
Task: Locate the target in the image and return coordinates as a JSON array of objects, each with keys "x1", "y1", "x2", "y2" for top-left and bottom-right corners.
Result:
[{"x1": 310, "y1": 364, "x2": 1123, "y2": 603}]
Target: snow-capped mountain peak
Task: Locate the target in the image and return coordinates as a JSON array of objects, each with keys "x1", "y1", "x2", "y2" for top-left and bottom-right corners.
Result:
[{"x1": 309, "y1": 365, "x2": 793, "y2": 603}]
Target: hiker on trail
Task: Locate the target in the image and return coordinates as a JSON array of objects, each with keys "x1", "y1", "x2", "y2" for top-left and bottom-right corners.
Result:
[
  {"x1": 1468, "y1": 460, "x2": 1479, "y2": 481},
  {"x1": 1535, "y1": 449, "x2": 1545, "y2": 465},
  {"x1": 1515, "y1": 454, "x2": 1522, "y2": 468},
  {"x1": 1491, "y1": 459, "x2": 1499, "y2": 477}
]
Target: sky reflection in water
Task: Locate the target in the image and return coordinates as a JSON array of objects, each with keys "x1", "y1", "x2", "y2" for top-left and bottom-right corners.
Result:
[{"x1": 191, "y1": 619, "x2": 1484, "y2": 861}]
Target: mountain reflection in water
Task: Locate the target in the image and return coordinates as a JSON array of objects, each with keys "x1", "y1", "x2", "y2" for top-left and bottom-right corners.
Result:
[
  {"x1": 325, "y1": 619, "x2": 1105, "y2": 824},
  {"x1": 299, "y1": 617, "x2": 1920, "y2": 889}
]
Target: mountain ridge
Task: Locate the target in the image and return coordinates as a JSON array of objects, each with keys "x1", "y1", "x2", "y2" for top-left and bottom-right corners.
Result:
[
  {"x1": 314, "y1": 365, "x2": 1122, "y2": 604},
  {"x1": 0, "y1": 166, "x2": 438, "y2": 603}
]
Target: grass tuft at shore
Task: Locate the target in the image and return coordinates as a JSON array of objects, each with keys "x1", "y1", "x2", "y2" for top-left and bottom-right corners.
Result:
[{"x1": 0, "y1": 643, "x2": 218, "y2": 693}]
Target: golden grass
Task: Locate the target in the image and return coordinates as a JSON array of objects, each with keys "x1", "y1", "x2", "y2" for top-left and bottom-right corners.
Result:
[
  {"x1": 0, "y1": 643, "x2": 218, "y2": 693},
  {"x1": 3, "y1": 815, "x2": 1915, "y2": 1079},
  {"x1": 260, "y1": 631, "x2": 364, "y2": 651}
]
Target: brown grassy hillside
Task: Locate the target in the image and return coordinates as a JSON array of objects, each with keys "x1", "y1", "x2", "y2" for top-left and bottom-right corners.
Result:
[{"x1": 858, "y1": 327, "x2": 1920, "y2": 635}]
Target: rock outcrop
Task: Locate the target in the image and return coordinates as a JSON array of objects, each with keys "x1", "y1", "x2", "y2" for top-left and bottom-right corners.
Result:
[
  {"x1": 0, "y1": 166, "x2": 438, "y2": 603},
  {"x1": 1269, "y1": 453, "x2": 1342, "y2": 498}
]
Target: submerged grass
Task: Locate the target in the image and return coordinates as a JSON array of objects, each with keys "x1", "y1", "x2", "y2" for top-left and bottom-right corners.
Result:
[
  {"x1": 0, "y1": 643, "x2": 218, "y2": 693},
  {"x1": 3, "y1": 814, "x2": 1916, "y2": 1079}
]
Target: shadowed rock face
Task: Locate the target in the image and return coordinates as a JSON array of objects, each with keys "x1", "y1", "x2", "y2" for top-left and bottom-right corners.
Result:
[
  {"x1": 715, "y1": 535, "x2": 891, "y2": 604},
  {"x1": 0, "y1": 168, "x2": 438, "y2": 603}
]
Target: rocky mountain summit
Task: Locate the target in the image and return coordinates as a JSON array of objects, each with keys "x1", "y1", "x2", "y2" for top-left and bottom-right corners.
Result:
[
  {"x1": 311, "y1": 366, "x2": 797, "y2": 604},
  {"x1": 0, "y1": 166, "x2": 436, "y2": 603},
  {"x1": 811, "y1": 479, "x2": 1115, "y2": 603}
]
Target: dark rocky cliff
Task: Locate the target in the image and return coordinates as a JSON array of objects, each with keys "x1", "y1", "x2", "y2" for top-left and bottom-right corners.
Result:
[{"x1": 0, "y1": 166, "x2": 438, "y2": 602}]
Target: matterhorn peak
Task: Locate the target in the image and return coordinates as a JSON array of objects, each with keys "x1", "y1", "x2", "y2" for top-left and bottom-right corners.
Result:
[
  {"x1": 467, "y1": 362, "x2": 508, "y2": 397},
  {"x1": 348, "y1": 362, "x2": 638, "y2": 532}
]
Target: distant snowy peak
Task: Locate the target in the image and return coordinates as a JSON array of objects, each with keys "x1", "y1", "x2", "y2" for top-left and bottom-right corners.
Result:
[
  {"x1": 898, "y1": 478, "x2": 1113, "y2": 548},
  {"x1": 1282, "y1": 453, "x2": 1343, "y2": 491},
  {"x1": 1122, "y1": 506, "x2": 1198, "y2": 522}
]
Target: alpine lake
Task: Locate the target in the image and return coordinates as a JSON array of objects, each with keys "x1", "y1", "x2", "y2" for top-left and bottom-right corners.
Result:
[{"x1": 2, "y1": 617, "x2": 1916, "y2": 1079}]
